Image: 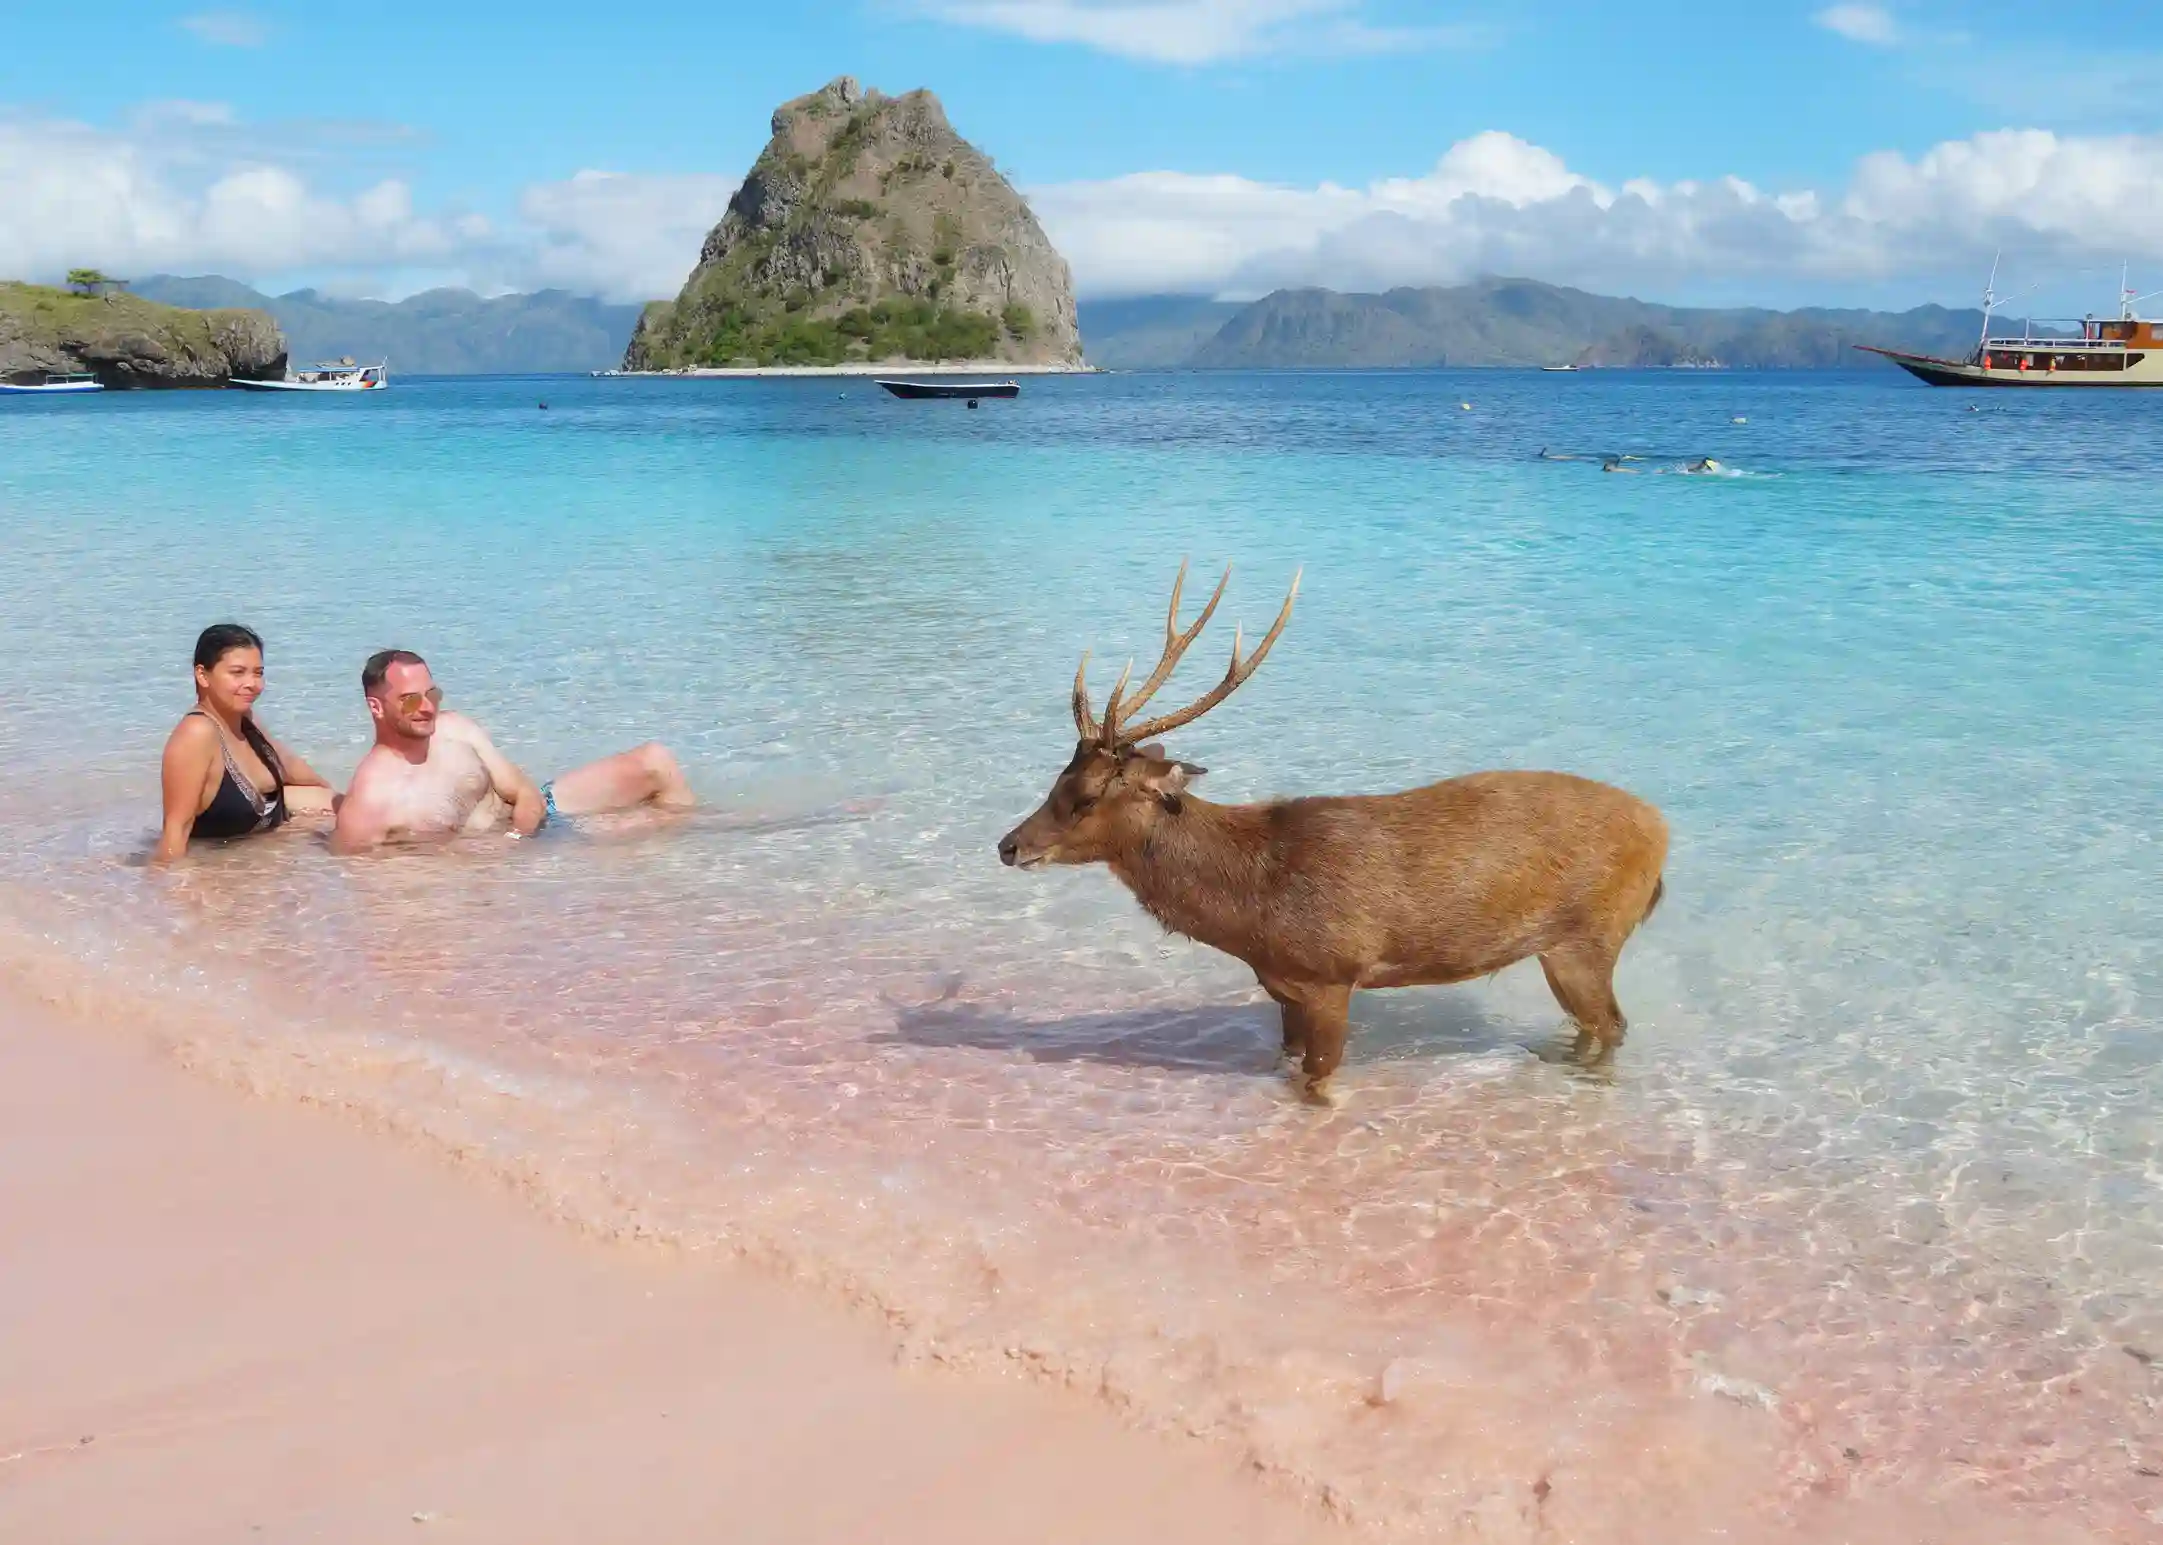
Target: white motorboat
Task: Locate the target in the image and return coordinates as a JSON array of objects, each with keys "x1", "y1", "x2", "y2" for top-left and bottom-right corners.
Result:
[
  {"x1": 231, "y1": 358, "x2": 388, "y2": 392},
  {"x1": 0, "y1": 371, "x2": 103, "y2": 394}
]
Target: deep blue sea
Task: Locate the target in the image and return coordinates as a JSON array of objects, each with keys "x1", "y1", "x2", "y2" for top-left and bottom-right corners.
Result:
[{"x1": 1, "y1": 369, "x2": 2157, "y2": 1541}]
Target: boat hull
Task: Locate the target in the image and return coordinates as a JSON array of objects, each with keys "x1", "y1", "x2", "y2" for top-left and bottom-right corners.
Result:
[
  {"x1": 1858, "y1": 344, "x2": 2163, "y2": 387},
  {"x1": 0, "y1": 380, "x2": 103, "y2": 394},
  {"x1": 875, "y1": 379, "x2": 1020, "y2": 400},
  {"x1": 229, "y1": 378, "x2": 387, "y2": 392}
]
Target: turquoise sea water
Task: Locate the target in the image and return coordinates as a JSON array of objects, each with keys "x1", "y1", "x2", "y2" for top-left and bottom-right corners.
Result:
[{"x1": 2, "y1": 371, "x2": 2158, "y2": 1540}]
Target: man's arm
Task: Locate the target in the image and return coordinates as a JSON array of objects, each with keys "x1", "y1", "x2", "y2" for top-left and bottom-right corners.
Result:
[
  {"x1": 329, "y1": 762, "x2": 394, "y2": 855},
  {"x1": 439, "y1": 713, "x2": 546, "y2": 835}
]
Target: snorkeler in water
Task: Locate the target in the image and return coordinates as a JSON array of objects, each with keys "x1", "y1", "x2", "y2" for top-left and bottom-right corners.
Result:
[{"x1": 1595, "y1": 455, "x2": 1725, "y2": 475}]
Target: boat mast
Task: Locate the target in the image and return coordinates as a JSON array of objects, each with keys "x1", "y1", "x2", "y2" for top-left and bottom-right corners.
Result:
[{"x1": 1978, "y1": 251, "x2": 2000, "y2": 356}]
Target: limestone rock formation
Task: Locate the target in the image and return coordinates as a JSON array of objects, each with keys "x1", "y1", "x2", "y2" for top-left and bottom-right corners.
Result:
[
  {"x1": 0, "y1": 282, "x2": 286, "y2": 386},
  {"x1": 626, "y1": 77, "x2": 1082, "y2": 369}
]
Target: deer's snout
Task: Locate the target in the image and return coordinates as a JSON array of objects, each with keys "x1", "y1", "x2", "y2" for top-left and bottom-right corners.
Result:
[{"x1": 997, "y1": 832, "x2": 1020, "y2": 867}]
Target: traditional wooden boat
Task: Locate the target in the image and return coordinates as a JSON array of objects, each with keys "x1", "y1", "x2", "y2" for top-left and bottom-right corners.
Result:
[
  {"x1": 0, "y1": 371, "x2": 103, "y2": 394},
  {"x1": 875, "y1": 378, "x2": 1020, "y2": 400},
  {"x1": 1859, "y1": 264, "x2": 2163, "y2": 387}
]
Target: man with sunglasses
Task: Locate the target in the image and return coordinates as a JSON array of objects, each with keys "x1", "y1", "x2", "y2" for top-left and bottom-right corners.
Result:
[{"x1": 330, "y1": 648, "x2": 692, "y2": 853}]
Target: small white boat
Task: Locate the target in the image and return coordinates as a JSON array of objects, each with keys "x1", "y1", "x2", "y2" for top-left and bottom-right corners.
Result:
[
  {"x1": 0, "y1": 371, "x2": 103, "y2": 394},
  {"x1": 1541, "y1": 364, "x2": 1579, "y2": 373},
  {"x1": 231, "y1": 358, "x2": 388, "y2": 392}
]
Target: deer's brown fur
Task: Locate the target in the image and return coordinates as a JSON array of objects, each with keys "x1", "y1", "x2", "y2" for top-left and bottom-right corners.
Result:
[{"x1": 998, "y1": 564, "x2": 1669, "y2": 1095}]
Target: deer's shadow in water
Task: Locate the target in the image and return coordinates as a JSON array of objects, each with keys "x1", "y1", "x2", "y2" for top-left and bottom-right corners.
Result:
[{"x1": 878, "y1": 986, "x2": 1532, "y2": 1076}]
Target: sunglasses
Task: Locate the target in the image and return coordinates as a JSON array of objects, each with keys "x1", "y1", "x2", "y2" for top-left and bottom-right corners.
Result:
[{"x1": 394, "y1": 687, "x2": 444, "y2": 714}]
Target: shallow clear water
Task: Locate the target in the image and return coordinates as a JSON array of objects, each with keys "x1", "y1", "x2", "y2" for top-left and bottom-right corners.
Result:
[{"x1": 2, "y1": 372, "x2": 2159, "y2": 1540}]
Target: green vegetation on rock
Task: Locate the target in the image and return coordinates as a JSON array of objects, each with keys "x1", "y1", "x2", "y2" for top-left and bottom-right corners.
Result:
[
  {"x1": 0, "y1": 280, "x2": 285, "y2": 386},
  {"x1": 692, "y1": 297, "x2": 1002, "y2": 367}
]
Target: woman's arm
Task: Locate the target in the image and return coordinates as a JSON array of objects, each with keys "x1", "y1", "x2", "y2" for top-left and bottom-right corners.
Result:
[
  {"x1": 261, "y1": 729, "x2": 340, "y2": 815},
  {"x1": 263, "y1": 730, "x2": 332, "y2": 789},
  {"x1": 153, "y1": 719, "x2": 217, "y2": 864}
]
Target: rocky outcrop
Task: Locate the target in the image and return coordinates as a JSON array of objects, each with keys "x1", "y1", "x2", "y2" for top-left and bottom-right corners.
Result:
[
  {"x1": 626, "y1": 77, "x2": 1082, "y2": 369},
  {"x1": 0, "y1": 282, "x2": 286, "y2": 387}
]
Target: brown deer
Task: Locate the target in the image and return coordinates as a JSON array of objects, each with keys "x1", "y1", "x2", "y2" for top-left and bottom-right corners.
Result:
[{"x1": 997, "y1": 563, "x2": 1669, "y2": 1096}]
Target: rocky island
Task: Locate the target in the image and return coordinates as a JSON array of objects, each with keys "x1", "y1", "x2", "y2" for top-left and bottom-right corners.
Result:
[
  {"x1": 0, "y1": 281, "x2": 285, "y2": 387},
  {"x1": 625, "y1": 77, "x2": 1083, "y2": 372}
]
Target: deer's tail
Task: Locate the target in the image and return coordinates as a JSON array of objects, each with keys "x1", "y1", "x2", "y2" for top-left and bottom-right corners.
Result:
[{"x1": 1642, "y1": 875, "x2": 1666, "y2": 924}]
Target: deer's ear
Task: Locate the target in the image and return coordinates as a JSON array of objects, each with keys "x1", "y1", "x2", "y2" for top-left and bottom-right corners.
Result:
[
  {"x1": 1131, "y1": 743, "x2": 1205, "y2": 780},
  {"x1": 1130, "y1": 759, "x2": 1203, "y2": 804}
]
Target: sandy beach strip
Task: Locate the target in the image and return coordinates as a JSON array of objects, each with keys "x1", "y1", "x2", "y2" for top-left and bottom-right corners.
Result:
[
  {"x1": 0, "y1": 993, "x2": 1332, "y2": 1545},
  {"x1": 601, "y1": 361, "x2": 1099, "y2": 378}
]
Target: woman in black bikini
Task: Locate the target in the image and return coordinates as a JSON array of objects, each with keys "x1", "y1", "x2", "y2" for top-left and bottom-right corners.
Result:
[{"x1": 154, "y1": 623, "x2": 337, "y2": 861}]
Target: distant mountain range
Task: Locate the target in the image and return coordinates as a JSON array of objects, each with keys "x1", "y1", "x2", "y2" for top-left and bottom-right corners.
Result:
[
  {"x1": 1079, "y1": 279, "x2": 1987, "y2": 370},
  {"x1": 123, "y1": 273, "x2": 1988, "y2": 375},
  {"x1": 1070, "y1": 296, "x2": 1247, "y2": 369},
  {"x1": 131, "y1": 276, "x2": 645, "y2": 375}
]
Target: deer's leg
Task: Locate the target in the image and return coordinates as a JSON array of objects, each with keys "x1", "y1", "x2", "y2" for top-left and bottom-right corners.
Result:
[
  {"x1": 1538, "y1": 944, "x2": 1626, "y2": 1064},
  {"x1": 1255, "y1": 974, "x2": 1305, "y2": 1062},
  {"x1": 1295, "y1": 984, "x2": 1353, "y2": 1097}
]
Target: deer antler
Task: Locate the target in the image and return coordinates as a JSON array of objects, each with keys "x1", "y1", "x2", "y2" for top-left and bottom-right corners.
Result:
[
  {"x1": 1072, "y1": 652, "x2": 1136, "y2": 741},
  {"x1": 1101, "y1": 559, "x2": 1230, "y2": 734},
  {"x1": 1071, "y1": 653, "x2": 1100, "y2": 741},
  {"x1": 1105, "y1": 567, "x2": 1301, "y2": 747}
]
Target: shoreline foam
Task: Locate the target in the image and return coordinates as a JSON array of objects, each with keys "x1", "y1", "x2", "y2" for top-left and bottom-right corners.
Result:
[
  {"x1": 0, "y1": 986, "x2": 1340, "y2": 1545},
  {"x1": 0, "y1": 902, "x2": 2134, "y2": 1545}
]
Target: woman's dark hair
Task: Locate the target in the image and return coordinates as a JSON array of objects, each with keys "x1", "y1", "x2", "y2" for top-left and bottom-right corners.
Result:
[
  {"x1": 191, "y1": 622, "x2": 281, "y2": 780},
  {"x1": 194, "y1": 622, "x2": 264, "y2": 673}
]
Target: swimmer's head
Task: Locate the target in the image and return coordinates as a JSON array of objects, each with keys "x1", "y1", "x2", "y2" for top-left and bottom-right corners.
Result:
[
  {"x1": 363, "y1": 648, "x2": 441, "y2": 740},
  {"x1": 193, "y1": 622, "x2": 265, "y2": 716}
]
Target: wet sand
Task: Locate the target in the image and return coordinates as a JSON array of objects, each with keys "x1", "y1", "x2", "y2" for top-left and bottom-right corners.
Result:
[{"x1": 0, "y1": 994, "x2": 1332, "y2": 1545}]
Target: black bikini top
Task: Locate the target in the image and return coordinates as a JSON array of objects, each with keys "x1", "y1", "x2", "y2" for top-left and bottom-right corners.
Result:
[{"x1": 189, "y1": 711, "x2": 288, "y2": 842}]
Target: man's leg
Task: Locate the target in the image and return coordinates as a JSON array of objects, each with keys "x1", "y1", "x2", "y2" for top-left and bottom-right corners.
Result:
[{"x1": 543, "y1": 742, "x2": 694, "y2": 818}]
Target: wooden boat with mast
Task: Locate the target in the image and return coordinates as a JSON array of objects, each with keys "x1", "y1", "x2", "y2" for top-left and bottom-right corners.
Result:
[{"x1": 1858, "y1": 263, "x2": 2163, "y2": 387}]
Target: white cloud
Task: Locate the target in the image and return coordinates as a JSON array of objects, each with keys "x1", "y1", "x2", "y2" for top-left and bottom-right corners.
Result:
[
  {"x1": 12, "y1": 99, "x2": 2161, "y2": 313},
  {"x1": 515, "y1": 170, "x2": 738, "y2": 301},
  {"x1": 913, "y1": 0, "x2": 1477, "y2": 64},
  {"x1": 1814, "y1": 4, "x2": 1900, "y2": 45},
  {"x1": 179, "y1": 10, "x2": 270, "y2": 47},
  {"x1": 0, "y1": 106, "x2": 731, "y2": 303},
  {"x1": 0, "y1": 111, "x2": 473, "y2": 285},
  {"x1": 1030, "y1": 127, "x2": 2163, "y2": 301}
]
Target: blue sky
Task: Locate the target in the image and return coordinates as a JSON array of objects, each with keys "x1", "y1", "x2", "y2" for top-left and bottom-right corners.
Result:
[{"x1": 5, "y1": 2, "x2": 2162, "y2": 310}]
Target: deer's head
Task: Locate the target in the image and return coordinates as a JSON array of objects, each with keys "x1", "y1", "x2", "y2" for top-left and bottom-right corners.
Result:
[{"x1": 998, "y1": 561, "x2": 1298, "y2": 872}]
